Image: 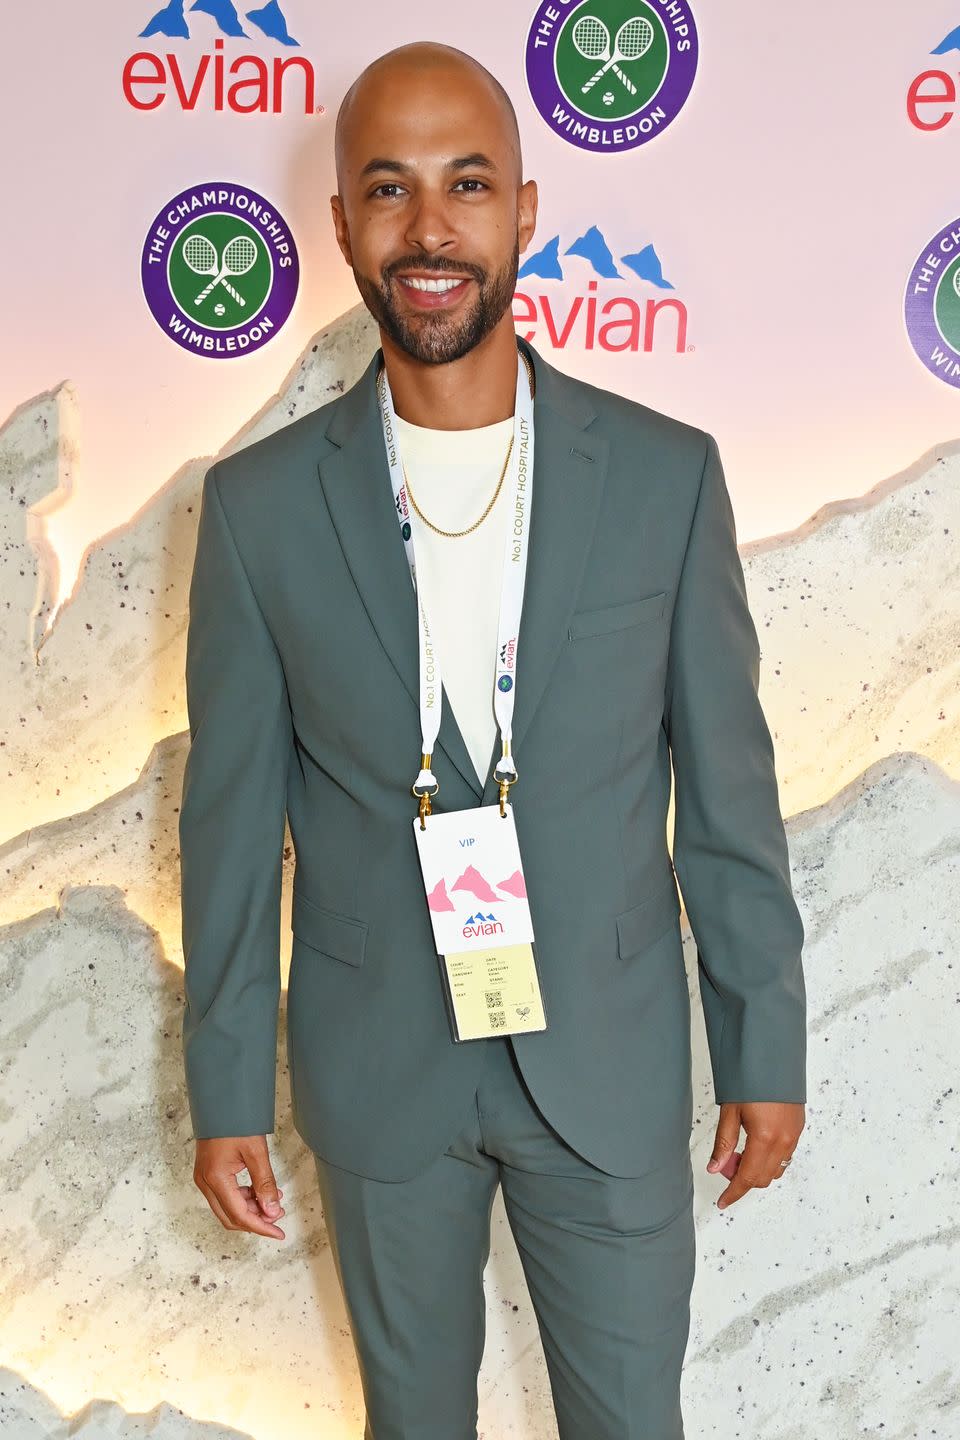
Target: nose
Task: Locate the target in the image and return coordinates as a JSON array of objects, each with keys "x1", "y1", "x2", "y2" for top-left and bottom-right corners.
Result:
[{"x1": 402, "y1": 188, "x2": 460, "y2": 259}]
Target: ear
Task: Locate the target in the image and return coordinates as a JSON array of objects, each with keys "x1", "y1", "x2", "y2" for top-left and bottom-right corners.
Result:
[
  {"x1": 330, "y1": 194, "x2": 354, "y2": 268},
  {"x1": 518, "y1": 177, "x2": 538, "y2": 254}
]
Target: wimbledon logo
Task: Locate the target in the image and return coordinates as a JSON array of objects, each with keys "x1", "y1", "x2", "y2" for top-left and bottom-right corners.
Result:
[
  {"x1": 140, "y1": 181, "x2": 299, "y2": 359},
  {"x1": 904, "y1": 217, "x2": 960, "y2": 387},
  {"x1": 525, "y1": 0, "x2": 698, "y2": 153}
]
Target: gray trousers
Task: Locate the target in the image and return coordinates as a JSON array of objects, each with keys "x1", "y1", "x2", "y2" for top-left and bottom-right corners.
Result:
[{"x1": 312, "y1": 1034, "x2": 696, "y2": 1440}]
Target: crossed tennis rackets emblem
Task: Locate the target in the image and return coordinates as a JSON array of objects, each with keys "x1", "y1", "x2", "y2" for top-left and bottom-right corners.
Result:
[
  {"x1": 572, "y1": 14, "x2": 655, "y2": 96},
  {"x1": 182, "y1": 233, "x2": 258, "y2": 309}
]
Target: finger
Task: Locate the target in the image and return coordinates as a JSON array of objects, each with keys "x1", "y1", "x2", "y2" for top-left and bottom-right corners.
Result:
[
  {"x1": 717, "y1": 1130, "x2": 785, "y2": 1209},
  {"x1": 717, "y1": 1169, "x2": 755, "y2": 1210},
  {"x1": 213, "y1": 1180, "x2": 283, "y2": 1238},
  {"x1": 211, "y1": 1173, "x2": 286, "y2": 1238},
  {"x1": 716, "y1": 1132, "x2": 768, "y2": 1209},
  {"x1": 770, "y1": 1152, "x2": 796, "y2": 1181},
  {"x1": 717, "y1": 1148, "x2": 741, "y2": 1180},
  {"x1": 707, "y1": 1103, "x2": 742, "y2": 1173},
  {"x1": 236, "y1": 1184, "x2": 286, "y2": 1217},
  {"x1": 195, "y1": 1176, "x2": 239, "y2": 1231},
  {"x1": 746, "y1": 1129, "x2": 798, "y2": 1185},
  {"x1": 241, "y1": 1140, "x2": 284, "y2": 1221}
]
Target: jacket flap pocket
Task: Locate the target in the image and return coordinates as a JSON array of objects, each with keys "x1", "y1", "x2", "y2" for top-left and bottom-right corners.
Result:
[
  {"x1": 616, "y1": 874, "x2": 681, "y2": 960},
  {"x1": 567, "y1": 590, "x2": 667, "y2": 640},
  {"x1": 292, "y1": 888, "x2": 368, "y2": 967}
]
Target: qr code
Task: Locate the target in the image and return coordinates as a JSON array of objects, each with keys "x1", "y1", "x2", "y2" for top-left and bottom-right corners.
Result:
[
  {"x1": 489, "y1": 1011, "x2": 506, "y2": 1029},
  {"x1": 485, "y1": 990, "x2": 503, "y2": 1008}
]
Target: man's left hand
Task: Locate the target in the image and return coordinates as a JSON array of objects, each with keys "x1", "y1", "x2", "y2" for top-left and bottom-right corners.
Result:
[{"x1": 707, "y1": 1102, "x2": 805, "y2": 1210}]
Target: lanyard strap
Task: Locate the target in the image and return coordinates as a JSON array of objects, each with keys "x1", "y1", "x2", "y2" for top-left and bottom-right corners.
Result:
[{"x1": 376, "y1": 345, "x2": 535, "y2": 822}]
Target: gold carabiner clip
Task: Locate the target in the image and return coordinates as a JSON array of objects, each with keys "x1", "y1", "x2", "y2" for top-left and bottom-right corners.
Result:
[
  {"x1": 412, "y1": 751, "x2": 439, "y2": 830},
  {"x1": 493, "y1": 741, "x2": 518, "y2": 818}
]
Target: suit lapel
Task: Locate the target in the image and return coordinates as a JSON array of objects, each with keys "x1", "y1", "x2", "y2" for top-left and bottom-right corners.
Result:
[{"x1": 317, "y1": 334, "x2": 609, "y2": 805}]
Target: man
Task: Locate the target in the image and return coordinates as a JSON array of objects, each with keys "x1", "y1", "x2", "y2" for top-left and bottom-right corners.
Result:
[{"x1": 179, "y1": 39, "x2": 807, "y2": 1440}]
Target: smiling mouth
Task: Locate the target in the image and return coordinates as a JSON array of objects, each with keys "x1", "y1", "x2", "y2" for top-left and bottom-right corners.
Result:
[
  {"x1": 396, "y1": 275, "x2": 473, "y2": 293},
  {"x1": 393, "y1": 273, "x2": 475, "y2": 310}
]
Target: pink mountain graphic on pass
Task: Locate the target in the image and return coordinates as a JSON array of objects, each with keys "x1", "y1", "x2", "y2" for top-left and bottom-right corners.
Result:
[
  {"x1": 426, "y1": 879, "x2": 456, "y2": 913},
  {"x1": 426, "y1": 866, "x2": 528, "y2": 910},
  {"x1": 451, "y1": 864, "x2": 502, "y2": 903}
]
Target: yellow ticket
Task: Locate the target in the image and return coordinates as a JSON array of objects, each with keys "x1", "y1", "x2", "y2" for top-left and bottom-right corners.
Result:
[{"x1": 440, "y1": 942, "x2": 547, "y2": 1041}]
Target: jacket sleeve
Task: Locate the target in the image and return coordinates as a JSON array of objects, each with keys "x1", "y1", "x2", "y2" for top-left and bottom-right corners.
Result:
[
  {"x1": 664, "y1": 433, "x2": 807, "y2": 1104},
  {"x1": 178, "y1": 462, "x2": 292, "y2": 1138}
]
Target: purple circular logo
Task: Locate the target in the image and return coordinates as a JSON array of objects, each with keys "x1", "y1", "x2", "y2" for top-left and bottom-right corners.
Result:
[
  {"x1": 904, "y1": 216, "x2": 960, "y2": 387},
  {"x1": 140, "y1": 181, "x2": 299, "y2": 359},
  {"x1": 525, "y1": 0, "x2": 699, "y2": 154}
]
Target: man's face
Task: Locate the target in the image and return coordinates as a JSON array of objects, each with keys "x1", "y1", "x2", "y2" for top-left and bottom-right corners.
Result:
[{"x1": 332, "y1": 66, "x2": 536, "y2": 365}]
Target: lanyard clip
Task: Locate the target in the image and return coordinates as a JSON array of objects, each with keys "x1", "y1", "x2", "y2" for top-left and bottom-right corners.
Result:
[
  {"x1": 412, "y1": 753, "x2": 439, "y2": 830},
  {"x1": 493, "y1": 743, "x2": 518, "y2": 819}
]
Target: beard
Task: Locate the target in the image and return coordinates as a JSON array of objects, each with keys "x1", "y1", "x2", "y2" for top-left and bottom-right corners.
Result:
[{"x1": 353, "y1": 236, "x2": 520, "y2": 365}]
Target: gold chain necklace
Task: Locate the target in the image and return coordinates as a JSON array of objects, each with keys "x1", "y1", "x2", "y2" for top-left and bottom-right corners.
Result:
[{"x1": 380, "y1": 350, "x2": 535, "y2": 540}]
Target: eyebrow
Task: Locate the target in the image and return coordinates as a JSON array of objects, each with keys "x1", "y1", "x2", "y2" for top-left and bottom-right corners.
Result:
[{"x1": 358, "y1": 152, "x2": 499, "y2": 180}]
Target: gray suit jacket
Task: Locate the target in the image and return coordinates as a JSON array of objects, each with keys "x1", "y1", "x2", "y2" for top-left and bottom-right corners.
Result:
[{"x1": 178, "y1": 333, "x2": 807, "y2": 1182}]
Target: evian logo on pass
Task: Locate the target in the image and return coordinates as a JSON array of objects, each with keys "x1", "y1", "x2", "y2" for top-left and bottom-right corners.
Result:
[{"x1": 462, "y1": 911, "x2": 506, "y2": 941}]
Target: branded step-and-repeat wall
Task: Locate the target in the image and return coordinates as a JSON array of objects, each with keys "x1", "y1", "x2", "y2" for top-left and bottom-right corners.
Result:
[
  {"x1": 2, "y1": 4, "x2": 957, "y2": 1439},
  {"x1": 6, "y1": 2, "x2": 960, "y2": 589}
]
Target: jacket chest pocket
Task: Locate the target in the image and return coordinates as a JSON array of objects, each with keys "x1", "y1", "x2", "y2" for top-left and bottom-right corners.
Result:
[
  {"x1": 567, "y1": 589, "x2": 667, "y2": 641},
  {"x1": 292, "y1": 887, "x2": 368, "y2": 967}
]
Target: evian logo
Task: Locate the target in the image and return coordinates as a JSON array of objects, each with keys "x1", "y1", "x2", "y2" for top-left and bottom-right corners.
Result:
[
  {"x1": 462, "y1": 911, "x2": 507, "y2": 941},
  {"x1": 907, "y1": 25, "x2": 960, "y2": 130},
  {"x1": 513, "y1": 222, "x2": 688, "y2": 354},
  {"x1": 123, "y1": 1, "x2": 323, "y2": 115},
  {"x1": 500, "y1": 639, "x2": 515, "y2": 688}
]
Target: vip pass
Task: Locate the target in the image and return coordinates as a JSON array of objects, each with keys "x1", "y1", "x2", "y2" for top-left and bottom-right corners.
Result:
[{"x1": 376, "y1": 346, "x2": 536, "y2": 825}]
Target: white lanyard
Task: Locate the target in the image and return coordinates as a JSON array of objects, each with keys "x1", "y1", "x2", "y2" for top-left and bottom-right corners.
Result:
[{"x1": 376, "y1": 346, "x2": 535, "y2": 811}]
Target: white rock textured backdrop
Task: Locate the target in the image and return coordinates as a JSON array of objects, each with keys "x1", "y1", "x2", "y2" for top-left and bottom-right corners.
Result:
[{"x1": 0, "y1": 306, "x2": 957, "y2": 1439}]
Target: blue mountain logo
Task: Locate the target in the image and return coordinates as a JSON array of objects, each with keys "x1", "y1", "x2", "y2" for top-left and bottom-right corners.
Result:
[
  {"x1": 931, "y1": 26, "x2": 960, "y2": 54},
  {"x1": 465, "y1": 912, "x2": 498, "y2": 925},
  {"x1": 139, "y1": 0, "x2": 300, "y2": 45},
  {"x1": 518, "y1": 224, "x2": 674, "y2": 291}
]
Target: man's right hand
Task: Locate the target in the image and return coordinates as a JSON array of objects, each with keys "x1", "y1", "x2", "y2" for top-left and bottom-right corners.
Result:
[{"x1": 193, "y1": 1136, "x2": 286, "y2": 1239}]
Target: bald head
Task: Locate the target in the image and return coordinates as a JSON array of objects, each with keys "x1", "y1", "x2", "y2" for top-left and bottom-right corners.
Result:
[
  {"x1": 328, "y1": 41, "x2": 537, "y2": 369},
  {"x1": 334, "y1": 42, "x2": 522, "y2": 192}
]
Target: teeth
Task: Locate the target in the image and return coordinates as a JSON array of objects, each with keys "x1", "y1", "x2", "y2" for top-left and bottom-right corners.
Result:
[{"x1": 399, "y1": 277, "x2": 467, "y2": 292}]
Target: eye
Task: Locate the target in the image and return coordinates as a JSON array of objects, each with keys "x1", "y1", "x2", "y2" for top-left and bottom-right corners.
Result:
[
  {"x1": 454, "y1": 179, "x2": 488, "y2": 193},
  {"x1": 371, "y1": 182, "x2": 406, "y2": 199}
]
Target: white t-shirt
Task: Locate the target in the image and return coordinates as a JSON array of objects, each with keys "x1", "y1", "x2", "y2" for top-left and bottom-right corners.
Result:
[{"x1": 394, "y1": 410, "x2": 516, "y2": 787}]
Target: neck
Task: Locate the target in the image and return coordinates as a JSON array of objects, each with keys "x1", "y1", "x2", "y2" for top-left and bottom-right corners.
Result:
[{"x1": 379, "y1": 319, "x2": 527, "y2": 430}]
